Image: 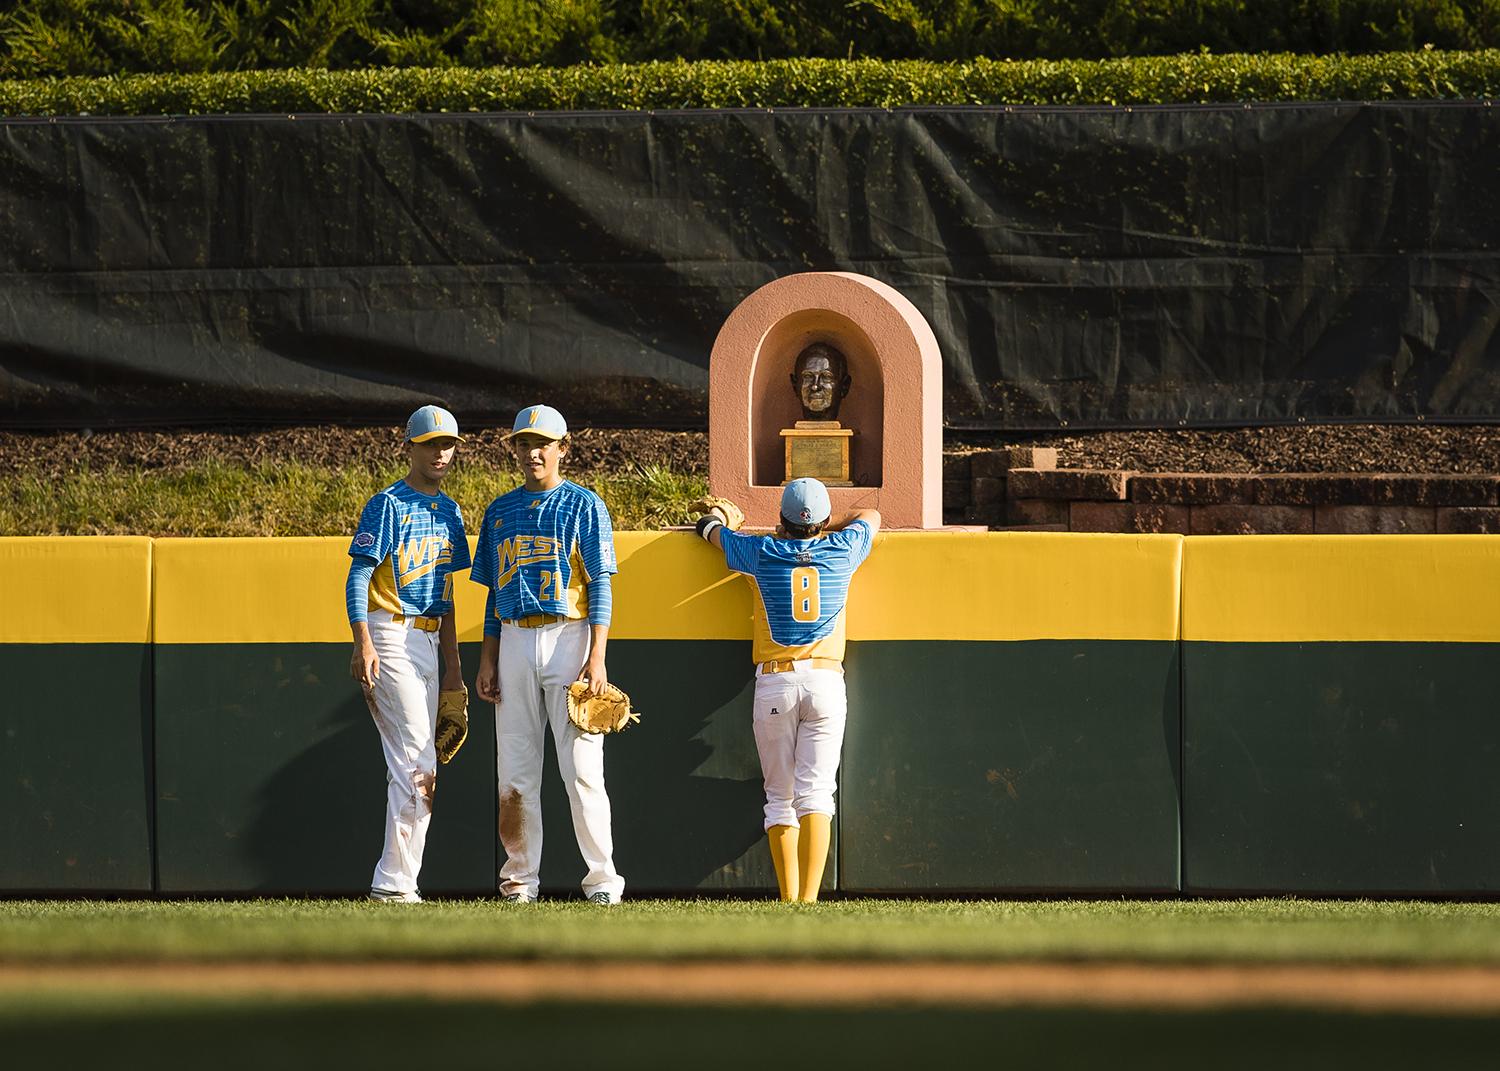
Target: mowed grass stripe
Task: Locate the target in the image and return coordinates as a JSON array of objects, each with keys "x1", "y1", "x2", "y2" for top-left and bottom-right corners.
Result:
[{"x1": 9, "y1": 899, "x2": 1500, "y2": 965}]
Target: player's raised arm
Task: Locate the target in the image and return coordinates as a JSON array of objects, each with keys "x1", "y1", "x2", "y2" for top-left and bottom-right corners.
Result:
[
  {"x1": 826, "y1": 508, "x2": 881, "y2": 535},
  {"x1": 689, "y1": 495, "x2": 745, "y2": 551}
]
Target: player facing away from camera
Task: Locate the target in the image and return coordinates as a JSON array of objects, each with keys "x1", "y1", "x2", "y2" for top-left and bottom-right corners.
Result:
[
  {"x1": 470, "y1": 404, "x2": 625, "y2": 905},
  {"x1": 346, "y1": 405, "x2": 471, "y2": 903},
  {"x1": 698, "y1": 479, "x2": 880, "y2": 902}
]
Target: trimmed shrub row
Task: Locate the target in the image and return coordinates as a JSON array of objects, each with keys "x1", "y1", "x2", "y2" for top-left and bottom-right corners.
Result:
[
  {"x1": 1, "y1": 51, "x2": 1498, "y2": 116},
  {"x1": 6, "y1": 0, "x2": 1500, "y2": 79}
]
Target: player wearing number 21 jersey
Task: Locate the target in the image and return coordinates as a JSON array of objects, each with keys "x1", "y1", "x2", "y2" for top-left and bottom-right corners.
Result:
[
  {"x1": 698, "y1": 477, "x2": 880, "y2": 902},
  {"x1": 470, "y1": 404, "x2": 624, "y2": 905}
]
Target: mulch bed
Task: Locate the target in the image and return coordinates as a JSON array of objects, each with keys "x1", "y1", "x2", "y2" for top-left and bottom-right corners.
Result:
[
  {"x1": 4, "y1": 424, "x2": 1500, "y2": 481},
  {"x1": 0, "y1": 426, "x2": 710, "y2": 480}
]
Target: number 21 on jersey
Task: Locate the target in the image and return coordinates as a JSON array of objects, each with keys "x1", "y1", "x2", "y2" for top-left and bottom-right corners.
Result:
[{"x1": 791, "y1": 567, "x2": 821, "y2": 622}]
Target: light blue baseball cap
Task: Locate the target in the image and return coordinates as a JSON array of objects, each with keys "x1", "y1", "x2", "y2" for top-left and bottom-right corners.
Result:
[
  {"x1": 506, "y1": 404, "x2": 568, "y2": 441},
  {"x1": 781, "y1": 477, "x2": 832, "y2": 527},
  {"x1": 406, "y1": 404, "x2": 463, "y2": 443}
]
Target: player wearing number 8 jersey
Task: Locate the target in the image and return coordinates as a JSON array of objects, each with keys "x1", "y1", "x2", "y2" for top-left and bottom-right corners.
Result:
[
  {"x1": 698, "y1": 478, "x2": 880, "y2": 901},
  {"x1": 470, "y1": 404, "x2": 624, "y2": 904}
]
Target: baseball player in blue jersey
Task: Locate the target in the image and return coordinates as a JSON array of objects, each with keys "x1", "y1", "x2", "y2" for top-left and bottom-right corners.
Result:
[
  {"x1": 471, "y1": 404, "x2": 624, "y2": 904},
  {"x1": 697, "y1": 478, "x2": 880, "y2": 902},
  {"x1": 347, "y1": 405, "x2": 472, "y2": 903}
]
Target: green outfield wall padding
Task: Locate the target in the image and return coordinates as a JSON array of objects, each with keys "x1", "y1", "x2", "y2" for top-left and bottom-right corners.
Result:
[
  {"x1": 1183, "y1": 641, "x2": 1500, "y2": 895},
  {"x1": 840, "y1": 640, "x2": 1181, "y2": 893},
  {"x1": 532, "y1": 641, "x2": 798, "y2": 895},
  {"x1": 0, "y1": 645, "x2": 153, "y2": 891},
  {"x1": 150, "y1": 640, "x2": 797, "y2": 895},
  {"x1": 153, "y1": 644, "x2": 497, "y2": 894}
]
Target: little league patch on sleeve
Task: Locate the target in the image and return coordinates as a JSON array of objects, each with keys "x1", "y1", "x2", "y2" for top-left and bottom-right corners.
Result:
[{"x1": 354, "y1": 532, "x2": 375, "y2": 548}]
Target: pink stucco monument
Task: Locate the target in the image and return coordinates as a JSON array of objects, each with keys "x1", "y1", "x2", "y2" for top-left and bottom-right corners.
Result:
[{"x1": 708, "y1": 272, "x2": 943, "y2": 529}]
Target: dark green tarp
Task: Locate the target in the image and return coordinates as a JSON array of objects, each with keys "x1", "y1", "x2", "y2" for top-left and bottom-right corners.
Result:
[{"x1": 3, "y1": 103, "x2": 1498, "y2": 430}]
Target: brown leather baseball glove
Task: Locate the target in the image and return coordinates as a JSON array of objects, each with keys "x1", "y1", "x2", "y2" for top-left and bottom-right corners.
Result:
[
  {"x1": 688, "y1": 495, "x2": 745, "y2": 531},
  {"x1": 566, "y1": 680, "x2": 641, "y2": 735},
  {"x1": 435, "y1": 685, "x2": 469, "y2": 764}
]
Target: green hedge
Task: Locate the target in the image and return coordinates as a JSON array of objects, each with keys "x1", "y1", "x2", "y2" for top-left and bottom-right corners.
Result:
[
  {"x1": 2, "y1": 51, "x2": 1498, "y2": 116},
  {"x1": 6, "y1": 1, "x2": 1500, "y2": 78}
]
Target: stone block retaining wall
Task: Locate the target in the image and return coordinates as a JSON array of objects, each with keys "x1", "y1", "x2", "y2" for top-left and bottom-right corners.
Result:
[{"x1": 941, "y1": 449, "x2": 1500, "y2": 533}]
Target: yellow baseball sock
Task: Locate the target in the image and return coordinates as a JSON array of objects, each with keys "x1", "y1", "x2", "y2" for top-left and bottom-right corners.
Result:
[
  {"x1": 767, "y1": 825, "x2": 800, "y2": 901},
  {"x1": 797, "y1": 812, "x2": 831, "y2": 902}
]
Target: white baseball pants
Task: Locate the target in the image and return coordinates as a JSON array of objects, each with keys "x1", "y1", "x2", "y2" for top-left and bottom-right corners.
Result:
[
  {"x1": 364, "y1": 608, "x2": 440, "y2": 896},
  {"x1": 495, "y1": 618, "x2": 624, "y2": 901},
  {"x1": 751, "y1": 664, "x2": 848, "y2": 831}
]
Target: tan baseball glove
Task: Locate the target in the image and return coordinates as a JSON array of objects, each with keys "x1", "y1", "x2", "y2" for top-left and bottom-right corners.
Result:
[
  {"x1": 435, "y1": 685, "x2": 469, "y2": 764},
  {"x1": 567, "y1": 680, "x2": 641, "y2": 735},
  {"x1": 689, "y1": 495, "x2": 745, "y2": 531}
]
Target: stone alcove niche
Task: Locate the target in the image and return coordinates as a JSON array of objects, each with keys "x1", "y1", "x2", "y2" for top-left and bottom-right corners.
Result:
[
  {"x1": 709, "y1": 272, "x2": 942, "y2": 529},
  {"x1": 748, "y1": 307, "x2": 884, "y2": 488}
]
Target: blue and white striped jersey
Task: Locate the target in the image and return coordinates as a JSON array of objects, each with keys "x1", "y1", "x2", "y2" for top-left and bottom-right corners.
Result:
[
  {"x1": 720, "y1": 520, "x2": 874, "y2": 664},
  {"x1": 348, "y1": 480, "x2": 471, "y2": 617},
  {"x1": 470, "y1": 480, "x2": 617, "y2": 635}
]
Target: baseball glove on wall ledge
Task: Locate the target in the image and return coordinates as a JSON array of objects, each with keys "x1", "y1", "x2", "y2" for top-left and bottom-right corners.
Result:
[
  {"x1": 688, "y1": 496, "x2": 745, "y2": 531},
  {"x1": 567, "y1": 681, "x2": 641, "y2": 734}
]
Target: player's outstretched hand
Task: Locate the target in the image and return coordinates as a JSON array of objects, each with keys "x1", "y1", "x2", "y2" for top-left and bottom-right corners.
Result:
[
  {"x1": 476, "y1": 660, "x2": 501, "y2": 704},
  {"x1": 351, "y1": 641, "x2": 379, "y2": 691}
]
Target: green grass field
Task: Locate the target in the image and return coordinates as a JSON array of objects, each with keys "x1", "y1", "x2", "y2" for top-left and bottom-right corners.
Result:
[
  {"x1": 7, "y1": 994, "x2": 1499, "y2": 1071},
  {"x1": 6, "y1": 897, "x2": 1500, "y2": 965},
  {"x1": 8, "y1": 898, "x2": 1500, "y2": 1069}
]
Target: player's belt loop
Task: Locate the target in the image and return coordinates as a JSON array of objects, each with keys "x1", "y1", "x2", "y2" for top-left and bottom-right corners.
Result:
[
  {"x1": 390, "y1": 613, "x2": 442, "y2": 632},
  {"x1": 757, "y1": 658, "x2": 844, "y2": 676},
  {"x1": 505, "y1": 613, "x2": 564, "y2": 629}
]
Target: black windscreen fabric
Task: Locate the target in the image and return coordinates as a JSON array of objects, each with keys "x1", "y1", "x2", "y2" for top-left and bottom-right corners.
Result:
[{"x1": 2, "y1": 103, "x2": 1498, "y2": 430}]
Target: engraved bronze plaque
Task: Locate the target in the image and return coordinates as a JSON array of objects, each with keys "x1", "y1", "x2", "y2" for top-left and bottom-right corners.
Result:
[
  {"x1": 781, "y1": 426, "x2": 853, "y2": 484},
  {"x1": 789, "y1": 435, "x2": 845, "y2": 481}
]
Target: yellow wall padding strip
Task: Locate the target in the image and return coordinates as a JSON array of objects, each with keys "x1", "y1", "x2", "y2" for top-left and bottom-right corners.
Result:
[
  {"x1": 0, "y1": 537, "x2": 152, "y2": 644},
  {"x1": 849, "y1": 532, "x2": 1182, "y2": 641},
  {"x1": 152, "y1": 534, "x2": 747, "y2": 644},
  {"x1": 611, "y1": 533, "x2": 754, "y2": 640},
  {"x1": 150, "y1": 531, "x2": 1182, "y2": 644},
  {"x1": 154, "y1": 537, "x2": 412, "y2": 645},
  {"x1": 31, "y1": 532, "x2": 1500, "y2": 646},
  {"x1": 1183, "y1": 535, "x2": 1500, "y2": 643}
]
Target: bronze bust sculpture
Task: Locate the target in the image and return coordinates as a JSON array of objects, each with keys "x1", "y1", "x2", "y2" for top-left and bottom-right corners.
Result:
[
  {"x1": 790, "y1": 343, "x2": 852, "y2": 422},
  {"x1": 782, "y1": 342, "x2": 855, "y2": 485}
]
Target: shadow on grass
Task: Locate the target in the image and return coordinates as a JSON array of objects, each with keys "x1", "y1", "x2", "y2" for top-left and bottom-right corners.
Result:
[{"x1": 6, "y1": 999, "x2": 1500, "y2": 1070}]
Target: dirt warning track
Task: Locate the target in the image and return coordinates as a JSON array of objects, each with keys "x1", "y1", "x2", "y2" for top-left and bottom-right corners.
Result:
[{"x1": 5, "y1": 960, "x2": 1500, "y2": 1015}]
